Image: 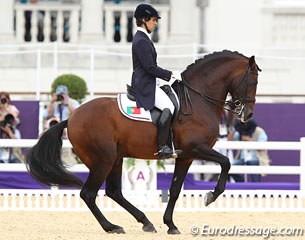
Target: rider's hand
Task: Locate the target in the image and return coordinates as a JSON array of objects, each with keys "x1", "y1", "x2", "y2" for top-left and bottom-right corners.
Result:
[{"x1": 171, "y1": 71, "x2": 182, "y2": 82}]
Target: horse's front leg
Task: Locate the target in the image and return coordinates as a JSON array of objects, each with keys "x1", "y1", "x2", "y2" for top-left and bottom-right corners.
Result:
[
  {"x1": 194, "y1": 143, "x2": 231, "y2": 206},
  {"x1": 163, "y1": 158, "x2": 193, "y2": 234}
]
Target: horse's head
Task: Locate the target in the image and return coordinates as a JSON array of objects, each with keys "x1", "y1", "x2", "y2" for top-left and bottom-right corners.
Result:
[{"x1": 229, "y1": 55, "x2": 261, "y2": 123}]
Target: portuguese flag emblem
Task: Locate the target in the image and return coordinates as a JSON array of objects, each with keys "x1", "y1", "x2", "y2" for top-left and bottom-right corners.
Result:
[{"x1": 127, "y1": 106, "x2": 141, "y2": 114}]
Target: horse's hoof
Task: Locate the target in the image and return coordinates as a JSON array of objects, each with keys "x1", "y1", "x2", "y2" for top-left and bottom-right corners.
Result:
[
  {"x1": 167, "y1": 228, "x2": 181, "y2": 235},
  {"x1": 204, "y1": 191, "x2": 214, "y2": 206},
  {"x1": 142, "y1": 223, "x2": 157, "y2": 233},
  {"x1": 108, "y1": 226, "x2": 125, "y2": 234}
]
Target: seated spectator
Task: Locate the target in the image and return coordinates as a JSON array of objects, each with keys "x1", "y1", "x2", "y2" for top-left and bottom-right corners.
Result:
[
  {"x1": 229, "y1": 119, "x2": 268, "y2": 182},
  {"x1": 0, "y1": 91, "x2": 20, "y2": 125},
  {"x1": 0, "y1": 113, "x2": 24, "y2": 163}
]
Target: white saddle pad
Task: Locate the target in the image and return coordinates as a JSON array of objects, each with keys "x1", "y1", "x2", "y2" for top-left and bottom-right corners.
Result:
[{"x1": 117, "y1": 94, "x2": 152, "y2": 122}]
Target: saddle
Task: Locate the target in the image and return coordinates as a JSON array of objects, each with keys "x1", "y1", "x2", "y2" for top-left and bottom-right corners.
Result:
[
  {"x1": 117, "y1": 84, "x2": 181, "y2": 158},
  {"x1": 118, "y1": 84, "x2": 180, "y2": 125}
]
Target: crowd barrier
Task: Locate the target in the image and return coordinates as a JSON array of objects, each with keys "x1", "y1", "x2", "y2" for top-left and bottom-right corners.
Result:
[{"x1": 0, "y1": 138, "x2": 304, "y2": 212}]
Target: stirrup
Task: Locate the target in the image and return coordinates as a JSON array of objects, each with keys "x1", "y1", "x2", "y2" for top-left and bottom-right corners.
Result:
[{"x1": 154, "y1": 146, "x2": 182, "y2": 159}]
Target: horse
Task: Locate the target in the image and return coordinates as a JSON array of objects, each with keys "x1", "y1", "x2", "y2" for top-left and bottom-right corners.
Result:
[{"x1": 26, "y1": 50, "x2": 260, "y2": 235}]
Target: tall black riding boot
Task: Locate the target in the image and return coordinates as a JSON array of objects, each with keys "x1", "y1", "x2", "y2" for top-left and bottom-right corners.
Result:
[{"x1": 157, "y1": 108, "x2": 174, "y2": 159}]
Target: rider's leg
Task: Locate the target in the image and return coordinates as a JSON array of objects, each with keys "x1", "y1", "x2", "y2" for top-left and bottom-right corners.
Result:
[
  {"x1": 154, "y1": 87, "x2": 175, "y2": 159},
  {"x1": 154, "y1": 86, "x2": 175, "y2": 115},
  {"x1": 157, "y1": 108, "x2": 173, "y2": 158}
]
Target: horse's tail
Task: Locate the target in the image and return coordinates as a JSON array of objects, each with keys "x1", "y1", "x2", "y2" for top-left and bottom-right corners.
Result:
[{"x1": 26, "y1": 120, "x2": 83, "y2": 188}]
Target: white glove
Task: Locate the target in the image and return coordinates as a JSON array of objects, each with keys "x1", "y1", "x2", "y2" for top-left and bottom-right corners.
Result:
[{"x1": 171, "y1": 71, "x2": 182, "y2": 82}]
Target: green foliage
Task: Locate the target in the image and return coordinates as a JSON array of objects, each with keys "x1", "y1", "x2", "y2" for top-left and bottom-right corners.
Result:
[
  {"x1": 125, "y1": 158, "x2": 165, "y2": 170},
  {"x1": 51, "y1": 74, "x2": 87, "y2": 101}
]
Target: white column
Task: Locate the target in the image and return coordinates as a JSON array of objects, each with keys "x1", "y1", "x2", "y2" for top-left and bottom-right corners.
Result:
[
  {"x1": 80, "y1": 0, "x2": 104, "y2": 43},
  {"x1": 57, "y1": 11, "x2": 64, "y2": 43},
  {"x1": 0, "y1": 0, "x2": 15, "y2": 42},
  {"x1": 158, "y1": 8, "x2": 169, "y2": 43},
  {"x1": 69, "y1": 9, "x2": 79, "y2": 43},
  {"x1": 169, "y1": 0, "x2": 198, "y2": 43},
  {"x1": 120, "y1": 10, "x2": 127, "y2": 43},
  {"x1": 44, "y1": 11, "x2": 51, "y2": 43},
  {"x1": 16, "y1": 7, "x2": 24, "y2": 43},
  {"x1": 105, "y1": 8, "x2": 114, "y2": 43},
  {"x1": 197, "y1": 0, "x2": 209, "y2": 44},
  {"x1": 31, "y1": 10, "x2": 38, "y2": 43}
]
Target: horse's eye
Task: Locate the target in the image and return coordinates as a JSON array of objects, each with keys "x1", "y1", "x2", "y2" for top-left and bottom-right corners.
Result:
[{"x1": 234, "y1": 100, "x2": 241, "y2": 107}]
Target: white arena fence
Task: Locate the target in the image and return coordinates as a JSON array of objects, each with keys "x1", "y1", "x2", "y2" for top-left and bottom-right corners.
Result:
[{"x1": 0, "y1": 138, "x2": 305, "y2": 212}]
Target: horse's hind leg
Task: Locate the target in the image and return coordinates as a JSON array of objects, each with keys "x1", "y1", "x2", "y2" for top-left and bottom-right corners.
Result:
[
  {"x1": 106, "y1": 158, "x2": 156, "y2": 233},
  {"x1": 80, "y1": 165, "x2": 125, "y2": 234}
]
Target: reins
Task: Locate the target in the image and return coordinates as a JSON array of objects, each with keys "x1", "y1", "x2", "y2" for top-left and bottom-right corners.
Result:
[{"x1": 177, "y1": 64, "x2": 258, "y2": 117}]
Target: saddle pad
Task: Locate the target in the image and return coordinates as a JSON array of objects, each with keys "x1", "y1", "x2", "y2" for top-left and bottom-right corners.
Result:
[{"x1": 117, "y1": 94, "x2": 152, "y2": 122}]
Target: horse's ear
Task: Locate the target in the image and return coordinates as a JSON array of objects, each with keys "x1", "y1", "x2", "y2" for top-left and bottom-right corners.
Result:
[
  {"x1": 249, "y1": 56, "x2": 255, "y2": 66},
  {"x1": 249, "y1": 55, "x2": 262, "y2": 71}
]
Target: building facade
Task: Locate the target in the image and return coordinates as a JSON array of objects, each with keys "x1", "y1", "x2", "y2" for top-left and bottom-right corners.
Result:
[{"x1": 0, "y1": 0, "x2": 305, "y2": 101}]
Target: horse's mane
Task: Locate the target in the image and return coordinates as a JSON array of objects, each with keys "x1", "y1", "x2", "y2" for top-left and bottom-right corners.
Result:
[{"x1": 184, "y1": 50, "x2": 248, "y2": 71}]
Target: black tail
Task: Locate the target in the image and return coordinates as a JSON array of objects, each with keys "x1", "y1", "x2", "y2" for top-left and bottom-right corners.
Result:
[{"x1": 26, "y1": 120, "x2": 83, "y2": 188}]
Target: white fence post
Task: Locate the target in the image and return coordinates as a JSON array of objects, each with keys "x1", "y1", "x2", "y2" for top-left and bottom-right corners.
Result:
[
  {"x1": 89, "y1": 48, "x2": 95, "y2": 98},
  {"x1": 300, "y1": 137, "x2": 305, "y2": 192},
  {"x1": 35, "y1": 49, "x2": 41, "y2": 101}
]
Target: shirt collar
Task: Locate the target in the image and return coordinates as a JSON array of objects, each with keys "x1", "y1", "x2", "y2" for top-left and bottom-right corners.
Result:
[{"x1": 137, "y1": 27, "x2": 151, "y2": 40}]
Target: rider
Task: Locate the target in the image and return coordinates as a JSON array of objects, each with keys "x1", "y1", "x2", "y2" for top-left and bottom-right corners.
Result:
[{"x1": 131, "y1": 4, "x2": 181, "y2": 159}]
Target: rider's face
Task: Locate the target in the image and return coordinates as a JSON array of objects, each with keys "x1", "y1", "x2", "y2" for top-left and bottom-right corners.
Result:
[{"x1": 144, "y1": 17, "x2": 158, "y2": 33}]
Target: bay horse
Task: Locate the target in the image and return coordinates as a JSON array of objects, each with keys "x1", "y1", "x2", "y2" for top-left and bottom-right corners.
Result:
[{"x1": 26, "y1": 50, "x2": 260, "y2": 234}]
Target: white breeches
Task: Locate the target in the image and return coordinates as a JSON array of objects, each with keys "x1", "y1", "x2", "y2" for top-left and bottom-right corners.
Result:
[{"x1": 154, "y1": 86, "x2": 175, "y2": 114}]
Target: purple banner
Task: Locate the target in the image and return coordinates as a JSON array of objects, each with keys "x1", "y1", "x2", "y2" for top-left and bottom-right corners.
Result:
[{"x1": 11, "y1": 100, "x2": 40, "y2": 139}]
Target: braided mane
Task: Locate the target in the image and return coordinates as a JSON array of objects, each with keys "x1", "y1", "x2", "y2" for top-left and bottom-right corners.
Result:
[{"x1": 185, "y1": 50, "x2": 248, "y2": 71}]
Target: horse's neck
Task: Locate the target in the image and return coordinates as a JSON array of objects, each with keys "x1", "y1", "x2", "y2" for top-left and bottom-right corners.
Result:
[{"x1": 179, "y1": 68, "x2": 231, "y2": 123}]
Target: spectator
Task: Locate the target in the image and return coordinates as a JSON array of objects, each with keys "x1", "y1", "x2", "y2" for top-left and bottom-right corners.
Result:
[
  {"x1": 0, "y1": 113, "x2": 24, "y2": 163},
  {"x1": 46, "y1": 85, "x2": 79, "y2": 122},
  {"x1": 0, "y1": 91, "x2": 20, "y2": 125},
  {"x1": 229, "y1": 119, "x2": 269, "y2": 182}
]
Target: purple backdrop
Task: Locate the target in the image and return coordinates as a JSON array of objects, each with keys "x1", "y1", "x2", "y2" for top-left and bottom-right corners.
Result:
[
  {"x1": 0, "y1": 102, "x2": 304, "y2": 189},
  {"x1": 11, "y1": 100, "x2": 39, "y2": 139},
  {"x1": 252, "y1": 103, "x2": 304, "y2": 182}
]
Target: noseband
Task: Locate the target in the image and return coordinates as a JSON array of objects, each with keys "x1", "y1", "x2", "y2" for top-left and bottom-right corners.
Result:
[
  {"x1": 178, "y1": 63, "x2": 258, "y2": 117},
  {"x1": 230, "y1": 66, "x2": 258, "y2": 115}
]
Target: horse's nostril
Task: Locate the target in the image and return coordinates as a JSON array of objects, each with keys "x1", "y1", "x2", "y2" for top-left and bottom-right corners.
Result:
[{"x1": 248, "y1": 113, "x2": 253, "y2": 119}]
